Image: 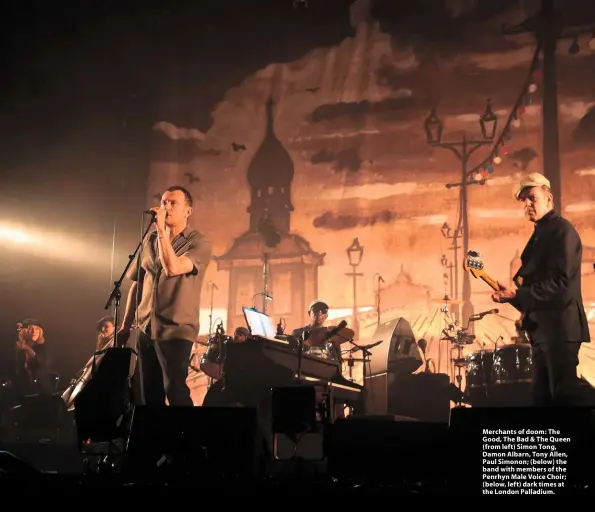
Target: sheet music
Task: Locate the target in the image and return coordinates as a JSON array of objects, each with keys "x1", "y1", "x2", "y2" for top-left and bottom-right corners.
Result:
[{"x1": 242, "y1": 307, "x2": 277, "y2": 338}]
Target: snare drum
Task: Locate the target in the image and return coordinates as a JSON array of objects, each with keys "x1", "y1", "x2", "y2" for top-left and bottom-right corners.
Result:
[
  {"x1": 304, "y1": 342, "x2": 340, "y2": 362},
  {"x1": 200, "y1": 335, "x2": 232, "y2": 380}
]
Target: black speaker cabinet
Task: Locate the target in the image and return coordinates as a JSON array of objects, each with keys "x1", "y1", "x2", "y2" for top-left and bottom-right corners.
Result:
[
  {"x1": 364, "y1": 317, "x2": 421, "y2": 415},
  {"x1": 124, "y1": 405, "x2": 264, "y2": 479},
  {"x1": 73, "y1": 348, "x2": 136, "y2": 442},
  {"x1": 326, "y1": 416, "x2": 448, "y2": 483}
]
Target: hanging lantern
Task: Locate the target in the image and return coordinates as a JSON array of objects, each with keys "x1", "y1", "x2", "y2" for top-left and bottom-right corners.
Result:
[
  {"x1": 479, "y1": 99, "x2": 498, "y2": 140},
  {"x1": 424, "y1": 108, "x2": 443, "y2": 144}
]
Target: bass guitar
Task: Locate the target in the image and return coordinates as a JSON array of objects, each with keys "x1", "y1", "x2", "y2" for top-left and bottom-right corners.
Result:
[{"x1": 463, "y1": 250, "x2": 531, "y2": 340}]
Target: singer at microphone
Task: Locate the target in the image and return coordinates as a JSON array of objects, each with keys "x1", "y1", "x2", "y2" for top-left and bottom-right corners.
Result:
[{"x1": 118, "y1": 186, "x2": 213, "y2": 407}]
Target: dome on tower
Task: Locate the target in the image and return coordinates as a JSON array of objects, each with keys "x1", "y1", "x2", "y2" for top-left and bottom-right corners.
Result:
[{"x1": 247, "y1": 99, "x2": 294, "y2": 188}]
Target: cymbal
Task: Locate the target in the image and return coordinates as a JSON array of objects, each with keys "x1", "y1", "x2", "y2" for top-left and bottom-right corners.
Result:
[
  {"x1": 430, "y1": 296, "x2": 464, "y2": 305},
  {"x1": 307, "y1": 326, "x2": 355, "y2": 347}
]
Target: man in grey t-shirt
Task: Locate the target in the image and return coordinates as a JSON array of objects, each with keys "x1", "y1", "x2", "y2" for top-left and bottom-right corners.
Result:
[{"x1": 119, "y1": 185, "x2": 212, "y2": 406}]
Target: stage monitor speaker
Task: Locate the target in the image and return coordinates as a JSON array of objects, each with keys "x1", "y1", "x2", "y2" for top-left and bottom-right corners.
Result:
[
  {"x1": 73, "y1": 348, "x2": 135, "y2": 443},
  {"x1": 0, "y1": 450, "x2": 40, "y2": 476},
  {"x1": 326, "y1": 416, "x2": 448, "y2": 484},
  {"x1": 124, "y1": 405, "x2": 264, "y2": 480},
  {"x1": 387, "y1": 373, "x2": 461, "y2": 423},
  {"x1": 364, "y1": 317, "x2": 421, "y2": 415}
]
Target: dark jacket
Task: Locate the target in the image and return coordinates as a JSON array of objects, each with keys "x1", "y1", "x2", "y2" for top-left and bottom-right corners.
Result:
[{"x1": 512, "y1": 210, "x2": 590, "y2": 345}]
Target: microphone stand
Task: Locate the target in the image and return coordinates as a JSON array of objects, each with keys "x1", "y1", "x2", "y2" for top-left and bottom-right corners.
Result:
[
  {"x1": 348, "y1": 340, "x2": 382, "y2": 415},
  {"x1": 104, "y1": 217, "x2": 154, "y2": 348},
  {"x1": 262, "y1": 251, "x2": 270, "y2": 315},
  {"x1": 295, "y1": 332, "x2": 306, "y2": 383}
]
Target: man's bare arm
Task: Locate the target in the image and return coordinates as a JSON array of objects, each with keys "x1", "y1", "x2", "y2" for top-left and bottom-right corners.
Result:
[{"x1": 157, "y1": 232, "x2": 194, "y2": 277}]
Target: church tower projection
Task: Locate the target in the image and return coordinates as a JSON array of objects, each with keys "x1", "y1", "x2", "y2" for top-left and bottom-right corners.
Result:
[
  {"x1": 217, "y1": 98, "x2": 325, "y2": 333},
  {"x1": 247, "y1": 98, "x2": 294, "y2": 235}
]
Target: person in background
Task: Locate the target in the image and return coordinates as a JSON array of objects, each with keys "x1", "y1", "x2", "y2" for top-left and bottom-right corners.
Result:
[
  {"x1": 96, "y1": 316, "x2": 115, "y2": 352},
  {"x1": 14, "y1": 318, "x2": 53, "y2": 395},
  {"x1": 232, "y1": 326, "x2": 250, "y2": 343}
]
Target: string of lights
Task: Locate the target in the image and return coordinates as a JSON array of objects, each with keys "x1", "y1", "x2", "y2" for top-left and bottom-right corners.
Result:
[{"x1": 467, "y1": 40, "x2": 544, "y2": 183}]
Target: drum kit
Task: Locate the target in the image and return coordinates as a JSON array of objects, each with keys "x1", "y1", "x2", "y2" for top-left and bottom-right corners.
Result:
[
  {"x1": 437, "y1": 296, "x2": 533, "y2": 407},
  {"x1": 465, "y1": 343, "x2": 532, "y2": 407}
]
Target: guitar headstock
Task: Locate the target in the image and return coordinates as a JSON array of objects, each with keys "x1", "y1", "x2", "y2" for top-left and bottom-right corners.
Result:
[{"x1": 463, "y1": 250, "x2": 486, "y2": 279}]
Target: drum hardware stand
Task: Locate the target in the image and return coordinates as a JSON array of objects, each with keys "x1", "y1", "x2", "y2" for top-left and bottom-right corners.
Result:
[
  {"x1": 440, "y1": 302, "x2": 478, "y2": 406},
  {"x1": 440, "y1": 332, "x2": 472, "y2": 407},
  {"x1": 347, "y1": 351, "x2": 355, "y2": 382},
  {"x1": 348, "y1": 340, "x2": 383, "y2": 415},
  {"x1": 207, "y1": 281, "x2": 218, "y2": 336}
]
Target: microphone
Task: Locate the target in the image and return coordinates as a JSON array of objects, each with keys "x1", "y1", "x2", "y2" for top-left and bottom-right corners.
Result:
[
  {"x1": 276, "y1": 318, "x2": 285, "y2": 336},
  {"x1": 325, "y1": 320, "x2": 348, "y2": 341},
  {"x1": 144, "y1": 209, "x2": 157, "y2": 217},
  {"x1": 469, "y1": 308, "x2": 499, "y2": 321},
  {"x1": 349, "y1": 339, "x2": 383, "y2": 353}
]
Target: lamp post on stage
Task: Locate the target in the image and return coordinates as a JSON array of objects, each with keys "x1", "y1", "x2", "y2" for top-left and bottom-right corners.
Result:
[
  {"x1": 424, "y1": 100, "x2": 498, "y2": 330},
  {"x1": 345, "y1": 238, "x2": 364, "y2": 341}
]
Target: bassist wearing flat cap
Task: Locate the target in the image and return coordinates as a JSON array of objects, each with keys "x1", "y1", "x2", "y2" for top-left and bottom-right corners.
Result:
[{"x1": 489, "y1": 173, "x2": 590, "y2": 407}]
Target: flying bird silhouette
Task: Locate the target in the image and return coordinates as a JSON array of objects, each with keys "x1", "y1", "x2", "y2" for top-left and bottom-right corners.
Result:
[
  {"x1": 184, "y1": 172, "x2": 201, "y2": 184},
  {"x1": 231, "y1": 143, "x2": 246, "y2": 152}
]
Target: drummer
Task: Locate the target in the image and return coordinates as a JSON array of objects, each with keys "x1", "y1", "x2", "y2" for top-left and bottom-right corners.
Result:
[
  {"x1": 291, "y1": 299, "x2": 329, "y2": 343},
  {"x1": 291, "y1": 299, "x2": 346, "y2": 361}
]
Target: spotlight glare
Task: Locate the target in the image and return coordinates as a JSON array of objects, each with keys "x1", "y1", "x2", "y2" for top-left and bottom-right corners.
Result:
[{"x1": 0, "y1": 225, "x2": 34, "y2": 244}]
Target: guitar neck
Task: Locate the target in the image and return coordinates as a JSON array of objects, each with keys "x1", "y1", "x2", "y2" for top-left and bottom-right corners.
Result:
[
  {"x1": 480, "y1": 274, "x2": 522, "y2": 314},
  {"x1": 480, "y1": 274, "x2": 500, "y2": 292}
]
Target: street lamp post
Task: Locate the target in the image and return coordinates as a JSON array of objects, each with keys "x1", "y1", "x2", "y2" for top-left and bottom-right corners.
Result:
[
  {"x1": 424, "y1": 100, "x2": 498, "y2": 329},
  {"x1": 502, "y1": 0, "x2": 595, "y2": 213},
  {"x1": 346, "y1": 238, "x2": 364, "y2": 341}
]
